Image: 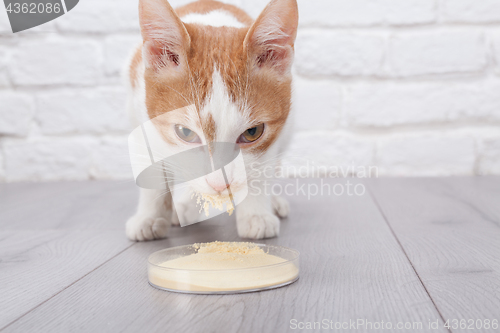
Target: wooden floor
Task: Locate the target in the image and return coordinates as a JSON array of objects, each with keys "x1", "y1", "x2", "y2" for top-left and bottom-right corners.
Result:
[{"x1": 0, "y1": 178, "x2": 499, "y2": 333}]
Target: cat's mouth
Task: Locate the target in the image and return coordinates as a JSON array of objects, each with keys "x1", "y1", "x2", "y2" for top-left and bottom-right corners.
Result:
[
  {"x1": 192, "y1": 191, "x2": 234, "y2": 217},
  {"x1": 202, "y1": 182, "x2": 244, "y2": 196}
]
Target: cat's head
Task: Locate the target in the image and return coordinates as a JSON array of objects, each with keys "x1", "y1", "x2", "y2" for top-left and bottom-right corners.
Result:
[{"x1": 136, "y1": 0, "x2": 298, "y2": 195}]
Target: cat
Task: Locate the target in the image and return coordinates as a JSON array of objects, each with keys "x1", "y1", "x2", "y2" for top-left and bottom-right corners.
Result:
[{"x1": 125, "y1": 0, "x2": 299, "y2": 241}]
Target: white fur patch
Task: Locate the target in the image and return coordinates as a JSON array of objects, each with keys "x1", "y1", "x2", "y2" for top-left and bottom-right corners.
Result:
[
  {"x1": 203, "y1": 70, "x2": 250, "y2": 143},
  {"x1": 181, "y1": 10, "x2": 245, "y2": 28}
]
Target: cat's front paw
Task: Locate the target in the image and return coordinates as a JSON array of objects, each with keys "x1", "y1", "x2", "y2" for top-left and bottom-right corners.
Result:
[
  {"x1": 170, "y1": 201, "x2": 200, "y2": 227},
  {"x1": 237, "y1": 213, "x2": 280, "y2": 239},
  {"x1": 126, "y1": 215, "x2": 170, "y2": 241},
  {"x1": 272, "y1": 195, "x2": 290, "y2": 218}
]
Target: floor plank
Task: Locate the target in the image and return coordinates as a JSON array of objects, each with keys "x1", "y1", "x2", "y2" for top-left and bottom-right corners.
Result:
[
  {"x1": 0, "y1": 230, "x2": 132, "y2": 329},
  {"x1": 368, "y1": 177, "x2": 500, "y2": 333},
  {"x1": 3, "y1": 179, "x2": 446, "y2": 333},
  {"x1": 0, "y1": 181, "x2": 138, "y2": 230}
]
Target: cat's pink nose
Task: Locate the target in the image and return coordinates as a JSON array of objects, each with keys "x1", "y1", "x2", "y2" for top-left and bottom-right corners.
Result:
[
  {"x1": 206, "y1": 171, "x2": 233, "y2": 192},
  {"x1": 206, "y1": 179, "x2": 230, "y2": 192}
]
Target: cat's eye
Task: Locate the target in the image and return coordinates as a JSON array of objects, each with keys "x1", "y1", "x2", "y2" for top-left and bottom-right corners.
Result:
[
  {"x1": 174, "y1": 124, "x2": 201, "y2": 143},
  {"x1": 238, "y1": 124, "x2": 265, "y2": 144}
]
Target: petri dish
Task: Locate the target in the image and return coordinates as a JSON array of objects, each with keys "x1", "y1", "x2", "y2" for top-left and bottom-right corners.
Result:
[{"x1": 148, "y1": 243, "x2": 300, "y2": 294}]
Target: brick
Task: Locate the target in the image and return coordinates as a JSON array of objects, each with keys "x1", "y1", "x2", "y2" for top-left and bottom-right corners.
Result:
[
  {"x1": 10, "y1": 39, "x2": 101, "y2": 86},
  {"x1": 3, "y1": 137, "x2": 97, "y2": 181},
  {"x1": 104, "y1": 35, "x2": 141, "y2": 76},
  {"x1": 292, "y1": 78, "x2": 340, "y2": 130},
  {"x1": 0, "y1": 46, "x2": 9, "y2": 87},
  {"x1": 36, "y1": 87, "x2": 130, "y2": 135},
  {"x1": 378, "y1": 0, "x2": 437, "y2": 25},
  {"x1": 0, "y1": 73, "x2": 8, "y2": 87},
  {"x1": 296, "y1": 0, "x2": 436, "y2": 27},
  {"x1": 388, "y1": 31, "x2": 486, "y2": 76},
  {"x1": 345, "y1": 80, "x2": 500, "y2": 127},
  {"x1": 0, "y1": 69, "x2": 8, "y2": 87},
  {"x1": 56, "y1": 0, "x2": 139, "y2": 33},
  {"x1": 0, "y1": 92, "x2": 35, "y2": 136},
  {"x1": 295, "y1": 31, "x2": 384, "y2": 77},
  {"x1": 478, "y1": 136, "x2": 500, "y2": 175},
  {"x1": 0, "y1": 43, "x2": 8, "y2": 66},
  {"x1": 0, "y1": 147, "x2": 4, "y2": 181},
  {"x1": 90, "y1": 137, "x2": 133, "y2": 179},
  {"x1": 282, "y1": 132, "x2": 375, "y2": 177},
  {"x1": 491, "y1": 33, "x2": 500, "y2": 74},
  {"x1": 443, "y1": 0, "x2": 500, "y2": 23},
  {"x1": 377, "y1": 133, "x2": 476, "y2": 176}
]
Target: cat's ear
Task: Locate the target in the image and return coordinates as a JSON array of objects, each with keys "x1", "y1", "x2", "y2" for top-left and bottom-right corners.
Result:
[
  {"x1": 244, "y1": 0, "x2": 299, "y2": 75},
  {"x1": 139, "y1": 0, "x2": 190, "y2": 71}
]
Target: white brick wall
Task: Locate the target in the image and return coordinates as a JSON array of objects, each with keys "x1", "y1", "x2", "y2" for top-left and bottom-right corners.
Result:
[
  {"x1": 296, "y1": 0, "x2": 437, "y2": 26},
  {"x1": 11, "y1": 39, "x2": 102, "y2": 86},
  {"x1": 387, "y1": 31, "x2": 486, "y2": 77},
  {"x1": 442, "y1": 0, "x2": 500, "y2": 23},
  {"x1": 1, "y1": 0, "x2": 500, "y2": 182},
  {"x1": 344, "y1": 79, "x2": 500, "y2": 127},
  {"x1": 295, "y1": 31, "x2": 385, "y2": 77},
  {"x1": 0, "y1": 92, "x2": 34, "y2": 136},
  {"x1": 36, "y1": 88, "x2": 129, "y2": 134},
  {"x1": 284, "y1": 131, "x2": 375, "y2": 175}
]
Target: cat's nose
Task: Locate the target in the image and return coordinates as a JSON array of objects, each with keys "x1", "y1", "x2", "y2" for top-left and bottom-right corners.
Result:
[
  {"x1": 207, "y1": 181, "x2": 230, "y2": 192},
  {"x1": 207, "y1": 178, "x2": 230, "y2": 192},
  {"x1": 206, "y1": 173, "x2": 232, "y2": 192}
]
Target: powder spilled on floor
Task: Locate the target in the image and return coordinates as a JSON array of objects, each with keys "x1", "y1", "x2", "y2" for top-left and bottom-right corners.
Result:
[{"x1": 148, "y1": 242, "x2": 298, "y2": 292}]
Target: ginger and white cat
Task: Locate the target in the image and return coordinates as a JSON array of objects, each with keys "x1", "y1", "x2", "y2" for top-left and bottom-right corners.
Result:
[{"x1": 125, "y1": 0, "x2": 298, "y2": 241}]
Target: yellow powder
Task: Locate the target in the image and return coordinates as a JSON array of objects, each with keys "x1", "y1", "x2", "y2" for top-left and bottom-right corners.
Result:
[
  {"x1": 192, "y1": 192, "x2": 234, "y2": 217},
  {"x1": 165, "y1": 242, "x2": 282, "y2": 270},
  {"x1": 148, "y1": 242, "x2": 299, "y2": 292},
  {"x1": 194, "y1": 241, "x2": 264, "y2": 254}
]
